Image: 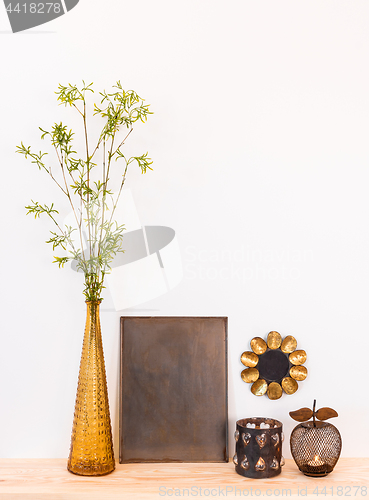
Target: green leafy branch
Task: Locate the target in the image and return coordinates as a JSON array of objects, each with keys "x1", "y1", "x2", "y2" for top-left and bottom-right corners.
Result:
[
  {"x1": 25, "y1": 200, "x2": 58, "y2": 220},
  {"x1": 19, "y1": 81, "x2": 153, "y2": 302}
]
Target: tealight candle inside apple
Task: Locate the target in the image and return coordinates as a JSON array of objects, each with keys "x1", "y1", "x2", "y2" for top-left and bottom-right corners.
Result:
[{"x1": 308, "y1": 455, "x2": 324, "y2": 467}]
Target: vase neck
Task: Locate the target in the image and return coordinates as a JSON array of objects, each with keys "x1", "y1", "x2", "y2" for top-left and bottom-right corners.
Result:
[
  {"x1": 86, "y1": 300, "x2": 101, "y2": 305},
  {"x1": 86, "y1": 300, "x2": 101, "y2": 317}
]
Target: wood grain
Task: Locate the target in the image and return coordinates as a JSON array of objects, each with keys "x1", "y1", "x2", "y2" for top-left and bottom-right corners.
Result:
[{"x1": 0, "y1": 458, "x2": 367, "y2": 499}]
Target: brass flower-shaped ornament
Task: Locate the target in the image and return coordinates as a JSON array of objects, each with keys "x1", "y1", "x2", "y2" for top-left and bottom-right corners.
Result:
[{"x1": 241, "y1": 331, "x2": 307, "y2": 400}]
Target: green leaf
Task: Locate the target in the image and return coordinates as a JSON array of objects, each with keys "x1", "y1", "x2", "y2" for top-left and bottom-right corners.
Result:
[{"x1": 53, "y1": 256, "x2": 70, "y2": 268}]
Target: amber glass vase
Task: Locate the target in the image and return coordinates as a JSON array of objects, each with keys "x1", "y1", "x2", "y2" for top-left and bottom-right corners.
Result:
[{"x1": 67, "y1": 300, "x2": 115, "y2": 475}]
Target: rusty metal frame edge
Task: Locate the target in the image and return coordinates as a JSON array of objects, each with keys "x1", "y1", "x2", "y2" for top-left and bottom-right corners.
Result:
[{"x1": 119, "y1": 316, "x2": 229, "y2": 464}]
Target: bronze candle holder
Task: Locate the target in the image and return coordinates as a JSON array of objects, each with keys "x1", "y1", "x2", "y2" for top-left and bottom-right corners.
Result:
[
  {"x1": 289, "y1": 400, "x2": 342, "y2": 477},
  {"x1": 233, "y1": 417, "x2": 284, "y2": 478}
]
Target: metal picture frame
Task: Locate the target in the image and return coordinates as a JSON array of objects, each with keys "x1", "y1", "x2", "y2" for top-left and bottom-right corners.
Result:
[{"x1": 119, "y1": 316, "x2": 228, "y2": 463}]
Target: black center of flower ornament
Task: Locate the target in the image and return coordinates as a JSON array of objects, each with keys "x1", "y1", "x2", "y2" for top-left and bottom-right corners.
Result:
[{"x1": 258, "y1": 349, "x2": 289, "y2": 382}]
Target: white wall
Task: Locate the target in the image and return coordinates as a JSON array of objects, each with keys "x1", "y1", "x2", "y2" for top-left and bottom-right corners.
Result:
[{"x1": 0, "y1": 0, "x2": 368, "y2": 459}]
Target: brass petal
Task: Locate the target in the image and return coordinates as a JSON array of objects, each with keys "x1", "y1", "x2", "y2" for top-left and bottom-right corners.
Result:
[
  {"x1": 241, "y1": 368, "x2": 259, "y2": 383},
  {"x1": 281, "y1": 335, "x2": 297, "y2": 353},
  {"x1": 241, "y1": 351, "x2": 259, "y2": 368},
  {"x1": 251, "y1": 379, "x2": 268, "y2": 396},
  {"x1": 289, "y1": 350, "x2": 307, "y2": 366},
  {"x1": 250, "y1": 337, "x2": 267, "y2": 355},
  {"x1": 267, "y1": 331, "x2": 282, "y2": 350},
  {"x1": 267, "y1": 382, "x2": 283, "y2": 400},
  {"x1": 282, "y1": 377, "x2": 298, "y2": 395},
  {"x1": 290, "y1": 365, "x2": 308, "y2": 381}
]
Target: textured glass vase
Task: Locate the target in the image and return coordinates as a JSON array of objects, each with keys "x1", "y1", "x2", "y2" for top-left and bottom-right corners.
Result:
[{"x1": 67, "y1": 300, "x2": 115, "y2": 476}]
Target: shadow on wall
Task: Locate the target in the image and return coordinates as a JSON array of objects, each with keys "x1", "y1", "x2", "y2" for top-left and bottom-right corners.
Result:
[{"x1": 69, "y1": 190, "x2": 183, "y2": 310}]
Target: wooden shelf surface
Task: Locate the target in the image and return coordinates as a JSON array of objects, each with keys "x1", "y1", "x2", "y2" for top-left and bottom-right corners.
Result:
[{"x1": 0, "y1": 458, "x2": 367, "y2": 500}]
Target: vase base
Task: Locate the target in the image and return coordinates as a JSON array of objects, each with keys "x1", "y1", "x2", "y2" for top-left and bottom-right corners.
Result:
[{"x1": 67, "y1": 461, "x2": 115, "y2": 476}]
